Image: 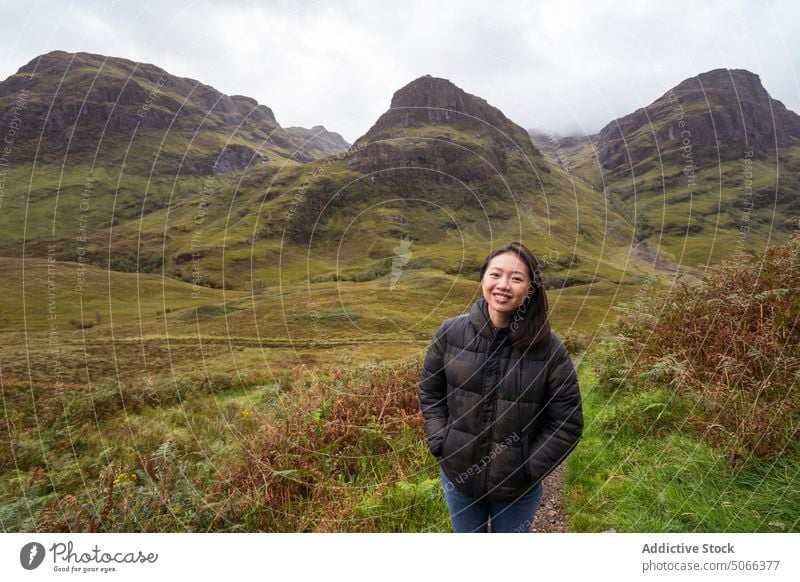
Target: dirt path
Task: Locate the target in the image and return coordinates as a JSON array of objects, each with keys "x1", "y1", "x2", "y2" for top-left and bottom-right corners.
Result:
[{"x1": 532, "y1": 462, "x2": 568, "y2": 532}]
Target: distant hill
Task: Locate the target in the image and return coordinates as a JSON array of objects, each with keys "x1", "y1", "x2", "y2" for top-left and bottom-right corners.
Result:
[
  {"x1": 594, "y1": 68, "x2": 800, "y2": 172},
  {"x1": 0, "y1": 50, "x2": 349, "y2": 265},
  {"x1": 529, "y1": 68, "x2": 800, "y2": 266},
  {"x1": 0, "y1": 50, "x2": 348, "y2": 175}
]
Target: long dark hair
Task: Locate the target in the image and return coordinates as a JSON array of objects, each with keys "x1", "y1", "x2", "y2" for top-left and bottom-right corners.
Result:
[{"x1": 479, "y1": 241, "x2": 550, "y2": 350}]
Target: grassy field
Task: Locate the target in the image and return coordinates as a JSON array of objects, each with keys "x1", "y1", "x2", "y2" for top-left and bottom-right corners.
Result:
[
  {"x1": 2, "y1": 235, "x2": 797, "y2": 532},
  {"x1": 0, "y1": 247, "x2": 640, "y2": 532},
  {"x1": 566, "y1": 364, "x2": 798, "y2": 532},
  {"x1": 3, "y1": 352, "x2": 795, "y2": 532},
  {"x1": 0, "y1": 356, "x2": 451, "y2": 532},
  {"x1": 0, "y1": 251, "x2": 640, "y2": 387}
]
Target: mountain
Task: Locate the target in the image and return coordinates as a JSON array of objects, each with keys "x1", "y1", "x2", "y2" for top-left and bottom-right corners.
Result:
[
  {"x1": 595, "y1": 68, "x2": 800, "y2": 172},
  {"x1": 531, "y1": 68, "x2": 800, "y2": 266},
  {"x1": 284, "y1": 125, "x2": 351, "y2": 159},
  {"x1": 348, "y1": 75, "x2": 542, "y2": 180},
  {"x1": 2, "y1": 53, "x2": 721, "y2": 298},
  {"x1": 0, "y1": 50, "x2": 349, "y2": 175},
  {"x1": 269, "y1": 74, "x2": 630, "y2": 291},
  {"x1": 0, "y1": 50, "x2": 350, "y2": 257}
]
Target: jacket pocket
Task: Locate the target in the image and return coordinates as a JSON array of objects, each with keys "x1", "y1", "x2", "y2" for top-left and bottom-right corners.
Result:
[{"x1": 436, "y1": 420, "x2": 452, "y2": 459}]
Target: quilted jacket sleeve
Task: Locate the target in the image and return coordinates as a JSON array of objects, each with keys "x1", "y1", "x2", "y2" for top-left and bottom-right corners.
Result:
[
  {"x1": 418, "y1": 321, "x2": 450, "y2": 458},
  {"x1": 525, "y1": 335, "x2": 583, "y2": 483}
]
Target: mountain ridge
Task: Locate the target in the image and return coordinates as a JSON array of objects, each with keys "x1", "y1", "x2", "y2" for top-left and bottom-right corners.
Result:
[
  {"x1": 0, "y1": 50, "x2": 350, "y2": 173},
  {"x1": 528, "y1": 67, "x2": 800, "y2": 267},
  {"x1": 348, "y1": 74, "x2": 542, "y2": 180},
  {"x1": 541, "y1": 68, "x2": 800, "y2": 173},
  {"x1": 1, "y1": 53, "x2": 795, "y2": 291}
]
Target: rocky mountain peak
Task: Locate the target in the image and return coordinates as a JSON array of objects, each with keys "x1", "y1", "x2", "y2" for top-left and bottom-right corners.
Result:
[
  {"x1": 349, "y1": 75, "x2": 540, "y2": 179},
  {"x1": 595, "y1": 68, "x2": 800, "y2": 171},
  {"x1": 358, "y1": 75, "x2": 536, "y2": 144},
  {"x1": 0, "y1": 50, "x2": 348, "y2": 170},
  {"x1": 389, "y1": 75, "x2": 472, "y2": 114},
  {"x1": 689, "y1": 68, "x2": 768, "y2": 103}
]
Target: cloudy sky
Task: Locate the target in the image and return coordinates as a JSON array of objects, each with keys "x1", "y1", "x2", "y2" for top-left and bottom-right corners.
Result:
[{"x1": 1, "y1": 0, "x2": 798, "y2": 143}]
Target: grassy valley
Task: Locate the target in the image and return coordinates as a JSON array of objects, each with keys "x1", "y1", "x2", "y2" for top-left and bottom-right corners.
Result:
[{"x1": 1, "y1": 54, "x2": 798, "y2": 532}]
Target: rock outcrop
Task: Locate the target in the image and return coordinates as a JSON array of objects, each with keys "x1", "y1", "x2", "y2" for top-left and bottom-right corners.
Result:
[
  {"x1": 595, "y1": 68, "x2": 800, "y2": 171},
  {"x1": 348, "y1": 75, "x2": 541, "y2": 180},
  {"x1": 0, "y1": 50, "x2": 349, "y2": 171}
]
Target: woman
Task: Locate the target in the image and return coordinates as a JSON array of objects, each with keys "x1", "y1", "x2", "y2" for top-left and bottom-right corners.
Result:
[{"x1": 418, "y1": 241, "x2": 583, "y2": 533}]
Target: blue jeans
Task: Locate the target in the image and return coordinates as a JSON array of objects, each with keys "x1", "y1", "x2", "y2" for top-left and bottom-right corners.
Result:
[{"x1": 440, "y1": 467, "x2": 543, "y2": 533}]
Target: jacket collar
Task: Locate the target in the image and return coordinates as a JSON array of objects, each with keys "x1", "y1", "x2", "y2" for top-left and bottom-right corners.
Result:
[{"x1": 469, "y1": 297, "x2": 508, "y2": 341}]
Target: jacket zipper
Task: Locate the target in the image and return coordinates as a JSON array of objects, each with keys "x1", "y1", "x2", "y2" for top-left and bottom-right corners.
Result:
[{"x1": 479, "y1": 327, "x2": 504, "y2": 498}]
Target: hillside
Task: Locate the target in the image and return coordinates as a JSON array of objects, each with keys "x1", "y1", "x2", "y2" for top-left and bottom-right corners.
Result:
[
  {"x1": 530, "y1": 68, "x2": 800, "y2": 267},
  {"x1": 0, "y1": 50, "x2": 348, "y2": 249},
  {"x1": 0, "y1": 50, "x2": 349, "y2": 170},
  {"x1": 1, "y1": 59, "x2": 649, "y2": 308}
]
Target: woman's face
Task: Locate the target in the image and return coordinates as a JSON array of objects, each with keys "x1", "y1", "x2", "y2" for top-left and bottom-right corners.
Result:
[{"x1": 481, "y1": 251, "x2": 532, "y2": 327}]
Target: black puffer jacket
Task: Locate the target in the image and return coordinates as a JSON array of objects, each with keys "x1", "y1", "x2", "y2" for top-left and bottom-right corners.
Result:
[{"x1": 419, "y1": 297, "x2": 583, "y2": 501}]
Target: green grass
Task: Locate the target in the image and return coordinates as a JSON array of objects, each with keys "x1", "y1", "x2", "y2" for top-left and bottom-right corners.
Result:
[
  {"x1": 0, "y1": 256, "x2": 223, "y2": 334},
  {"x1": 0, "y1": 371, "x2": 289, "y2": 531},
  {"x1": 566, "y1": 364, "x2": 799, "y2": 532},
  {"x1": 3, "y1": 336, "x2": 796, "y2": 532}
]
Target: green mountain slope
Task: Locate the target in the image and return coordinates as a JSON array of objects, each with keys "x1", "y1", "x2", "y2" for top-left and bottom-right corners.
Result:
[
  {"x1": 1, "y1": 63, "x2": 649, "y2": 300},
  {"x1": 531, "y1": 69, "x2": 800, "y2": 267},
  {"x1": 0, "y1": 50, "x2": 348, "y2": 244}
]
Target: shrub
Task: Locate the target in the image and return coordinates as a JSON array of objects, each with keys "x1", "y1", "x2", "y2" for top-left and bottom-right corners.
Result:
[
  {"x1": 218, "y1": 360, "x2": 424, "y2": 530},
  {"x1": 591, "y1": 232, "x2": 800, "y2": 459}
]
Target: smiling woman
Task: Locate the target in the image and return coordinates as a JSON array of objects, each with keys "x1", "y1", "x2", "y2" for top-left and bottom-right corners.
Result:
[{"x1": 418, "y1": 241, "x2": 583, "y2": 533}]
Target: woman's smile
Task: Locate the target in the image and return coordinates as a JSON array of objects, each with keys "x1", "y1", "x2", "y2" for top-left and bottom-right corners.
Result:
[{"x1": 492, "y1": 291, "x2": 512, "y2": 304}]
